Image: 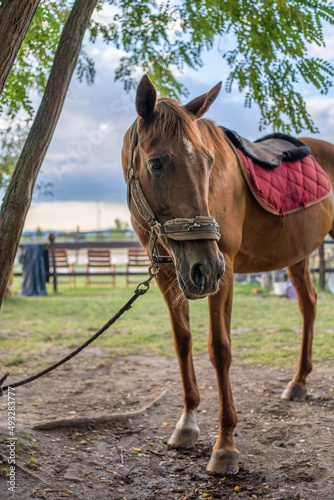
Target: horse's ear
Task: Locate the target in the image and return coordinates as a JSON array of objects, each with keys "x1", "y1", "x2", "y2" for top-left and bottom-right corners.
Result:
[
  {"x1": 183, "y1": 82, "x2": 222, "y2": 119},
  {"x1": 136, "y1": 74, "x2": 157, "y2": 121}
]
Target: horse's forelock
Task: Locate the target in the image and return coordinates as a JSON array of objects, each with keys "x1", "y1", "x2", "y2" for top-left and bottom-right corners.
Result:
[{"x1": 140, "y1": 98, "x2": 203, "y2": 151}]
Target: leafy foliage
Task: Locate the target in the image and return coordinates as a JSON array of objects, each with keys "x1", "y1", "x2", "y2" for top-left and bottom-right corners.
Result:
[
  {"x1": 0, "y1": 125, "x2": 26, "y2": 189},
  {"x1": 0, "y1": 0, "x2": 96, "y2": 183},
  {"x1": 0, "y1": 125, "x2": 54, "y2": 197},
  {"x1": 0, "y1": 0, "x2": 96, "y2": 120},
  {"x1": 1, "y1": 0, "x2": 334, "y2": 136},
  {"x1": 92, "y1": 0, "x2": 334, "y2": 133},
  {"x1": 0, "y1": 0, "x2": 69, "y2": 119}
]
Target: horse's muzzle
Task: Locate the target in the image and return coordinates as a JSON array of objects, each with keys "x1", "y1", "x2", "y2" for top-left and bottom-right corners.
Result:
[{"x1": 174, "y1": 242, "x2": 225, "y2": 299}]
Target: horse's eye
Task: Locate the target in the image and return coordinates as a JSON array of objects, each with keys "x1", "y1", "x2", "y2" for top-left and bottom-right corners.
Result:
[{"x1": 149, "y1": 159, "x2": 162, "y2": 171}]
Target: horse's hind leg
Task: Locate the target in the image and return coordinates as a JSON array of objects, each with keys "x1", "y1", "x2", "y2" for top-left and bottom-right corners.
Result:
[
  {"x1": 156, "y1": 267, "x2": 201, "y2": 447},
  {"x1": 281, "y1": 258, "x2": 317, "y2": 400}
]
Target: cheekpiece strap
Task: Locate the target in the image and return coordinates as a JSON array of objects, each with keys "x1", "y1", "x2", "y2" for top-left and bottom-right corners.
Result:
[
  {"x1": 128, "y1": 177, "x2": 158, "y2": 228},
  {"x1": 127, "y1": 119, "x2": 138, "y2": 180}
]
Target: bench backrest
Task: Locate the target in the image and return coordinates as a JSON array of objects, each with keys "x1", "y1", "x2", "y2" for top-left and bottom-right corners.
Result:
[
  {"x1": 127, "y1": 248, "x2": 150, "y2": 267},
  {"x1": 50, "y1": 249, "x2": 69, "y2": 268},
  {"x1": 87, "y1": 249, "x2": 112, "y2": 267}
]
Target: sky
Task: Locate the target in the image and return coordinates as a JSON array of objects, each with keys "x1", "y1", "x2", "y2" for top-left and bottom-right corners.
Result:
[{"x1": 20, "y1": 6, "x2": 334, "y2": 232}]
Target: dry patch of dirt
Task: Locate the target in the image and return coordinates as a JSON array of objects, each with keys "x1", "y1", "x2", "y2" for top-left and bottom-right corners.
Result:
[{"x1": 0, "y1": 351, "x2": 333, "y2": 499}]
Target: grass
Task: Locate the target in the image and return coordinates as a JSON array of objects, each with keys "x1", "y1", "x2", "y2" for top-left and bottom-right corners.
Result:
[
  {"x1": 26, "y1": 457, "x2": 41, "y2": 469},
  {"x1": 0, "y1": 277, "x2": 333, "y2": 370}
]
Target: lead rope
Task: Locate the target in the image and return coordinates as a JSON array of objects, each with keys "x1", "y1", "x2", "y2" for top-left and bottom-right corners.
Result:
[{"x1": 0, "y1": 266, "x2": 159, "y2": 397}]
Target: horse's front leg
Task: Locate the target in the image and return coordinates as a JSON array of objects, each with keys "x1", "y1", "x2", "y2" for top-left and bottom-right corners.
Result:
[
  {"x1": 207, "y1": 262, "x2": 239, "y2": 475},
  {"x1": 156, "y1": 267, "x2": 201, "y2": 447}
]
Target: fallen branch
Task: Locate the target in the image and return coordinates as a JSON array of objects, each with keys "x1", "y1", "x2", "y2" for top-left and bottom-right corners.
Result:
[
  {"x1": 0, "y1": 449, "x2": 49, "y2": 485},
  {"x1": 147, "y1": 448, "x2": 164, "y2": 457},
  {"x1": 32, "y1": 389, "x2": 168, "y2": 430}
]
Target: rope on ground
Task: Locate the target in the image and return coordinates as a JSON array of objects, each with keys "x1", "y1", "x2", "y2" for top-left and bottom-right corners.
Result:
[{"x1": 0, "y1": 273, "x2": 156, "y2": 397}]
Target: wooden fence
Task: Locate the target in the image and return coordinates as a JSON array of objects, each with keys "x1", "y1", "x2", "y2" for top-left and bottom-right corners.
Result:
[
  {"x1": 310, "y1": 238, "x2": 334, "y2": 291},
  {"x1": 16, "y1": 234, "x2": 334, "y2": 293},
  {"x1": 17, "y1": 234, "x2": 147, "y2": 293}
]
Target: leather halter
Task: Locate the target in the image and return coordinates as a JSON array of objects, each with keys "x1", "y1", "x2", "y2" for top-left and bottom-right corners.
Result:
[{"x1": 126, "y1": 119, "x2": 221, "y2": 266}]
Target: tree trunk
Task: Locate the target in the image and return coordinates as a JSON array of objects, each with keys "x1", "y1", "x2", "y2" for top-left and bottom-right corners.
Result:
[
  {"x1": 0, "y1": 0, "x2": 41, "y2": 96},
  {"x1": 0, "y1": 0, "x2": 97, "y2": 307}
]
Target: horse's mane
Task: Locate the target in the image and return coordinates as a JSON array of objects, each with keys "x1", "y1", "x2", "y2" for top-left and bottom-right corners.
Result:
[{"x1": 140, "y1": 98, "x2": 204, "y2": 151}]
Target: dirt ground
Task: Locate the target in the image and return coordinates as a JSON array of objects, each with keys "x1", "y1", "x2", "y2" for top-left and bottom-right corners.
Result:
[{"x1": 0, "y1": 350, "x2": 333, "y2": 499}]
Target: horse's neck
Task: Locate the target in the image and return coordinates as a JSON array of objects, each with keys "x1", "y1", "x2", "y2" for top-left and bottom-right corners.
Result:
[{"x1": 198, "y1": 119, "x2": 240, "y2": 177}]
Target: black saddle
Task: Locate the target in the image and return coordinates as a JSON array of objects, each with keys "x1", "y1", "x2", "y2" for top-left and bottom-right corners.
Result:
[{"x1": 221, "y1": 127, "x2": 311, "y2": 169}]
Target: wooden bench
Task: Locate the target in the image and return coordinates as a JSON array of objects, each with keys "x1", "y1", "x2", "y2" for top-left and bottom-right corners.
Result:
[
  {"x1": 85, "y1": 249, "x2": 116, "y2": 287},
  {"x1": 126, "y1": 248, "x2": 151, "y2": 287},
  {"x1": 49, "y1": 248, "x2": 76, "y2": 287}
]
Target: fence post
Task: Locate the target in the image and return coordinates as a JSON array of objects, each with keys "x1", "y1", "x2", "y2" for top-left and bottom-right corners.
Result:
[
  {"x1": 319, "y1": 242, "x2": 325, "y2": 291},
  {"x1": 75, "y1": 225, "x2": 80, "y2": 265},
  {"x1": 48, "y1": 233, "x2": 57, "y2": 293}
]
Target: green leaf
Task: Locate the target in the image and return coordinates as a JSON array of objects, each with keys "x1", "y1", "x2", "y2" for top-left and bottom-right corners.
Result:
[{"x1": 2, "y1": 0, "x2": 334, "y2": 134}]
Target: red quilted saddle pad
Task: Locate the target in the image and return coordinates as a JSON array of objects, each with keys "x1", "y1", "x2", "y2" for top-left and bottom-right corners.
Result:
[{"x1": 236, "y1": 148, "x2": 331, "y2": 216}]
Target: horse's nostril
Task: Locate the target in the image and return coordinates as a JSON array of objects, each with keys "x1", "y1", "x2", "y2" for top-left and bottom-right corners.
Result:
[{"x1": 191, "y1": 263, "x2": 205, "y2": 292}]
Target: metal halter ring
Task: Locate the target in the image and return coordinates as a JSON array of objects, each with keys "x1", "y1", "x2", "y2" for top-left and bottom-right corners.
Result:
[
  {"x1": 135, "y1": 280, "x2": 151, "y2": 294},
  {"x1": 135, "y1": 266, "x2": 159, "y2": 294},
  {"x1": 148, "y1": 264, "x2": 160, "y2": 278}
]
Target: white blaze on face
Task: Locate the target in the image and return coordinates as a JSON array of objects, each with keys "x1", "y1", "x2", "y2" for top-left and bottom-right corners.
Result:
[{"x1": 183, "y1": 137, "x2": 196, "y2": 165}]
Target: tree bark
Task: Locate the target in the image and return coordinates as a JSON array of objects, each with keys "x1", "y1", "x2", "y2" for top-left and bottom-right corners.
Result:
[
  {"x1": 0, "y1": 0, "x2": 41, "y2": 96},
  {"x1": 0, "y1": 0, "x2": 98, "y2": 307}
]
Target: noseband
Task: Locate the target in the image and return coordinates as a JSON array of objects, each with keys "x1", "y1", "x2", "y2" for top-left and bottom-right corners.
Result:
[{"x1": 126, "y1": 119, "x2": 221, "y2": 267}]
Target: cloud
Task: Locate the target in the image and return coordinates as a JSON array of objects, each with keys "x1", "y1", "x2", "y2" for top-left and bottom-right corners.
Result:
[
  {"x1": 303, "y1": 97, "x2": 334, "y2": 142},
  {"x1": 36, "y1": 75, "x2": 250, "y2": 206},
  {"x1": 25, "y1": 201, "x2": 131, "y2": 231},
  {"x1": 19, "y1": 32, "x2": 334, "y2": 232},
  {"x1": 307, "y1": 26, "x2": 334, "y2": 59},
  {"x1": 28, "y1": 31, "x2": 334, "y2": 222},
  {"x1": 38, "y1": 173, "x2": 126, "y2": 203},
  {"x1": 36, "y1": 63, "x2": 136, "y2": 204}
]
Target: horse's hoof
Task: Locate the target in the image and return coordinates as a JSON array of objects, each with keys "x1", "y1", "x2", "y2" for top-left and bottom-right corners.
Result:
[
  {"x1": 281, "y1": 383, "x2": 307, "y2": 401},
  {"x1": 206, "y1": 450, "x2": 239, "y2": 476},
  {"x1": 168, "y1": 427, "x2": 199, "y2": 448}
]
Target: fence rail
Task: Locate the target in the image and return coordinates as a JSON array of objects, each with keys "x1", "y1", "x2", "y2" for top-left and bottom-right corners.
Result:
[
  {"x1": 15, "y1": 235, "x2": 334, "y2": 293},
  {"x1": 52, "y1": 240, "x2": 142, "y2": 250},
  {"x1": 16, "y1": 235, "x2": 148, "y2": 293}
]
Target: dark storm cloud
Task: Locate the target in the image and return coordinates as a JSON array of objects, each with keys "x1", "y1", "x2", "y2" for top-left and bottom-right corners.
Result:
[{"x1": 36, "y1": 42, "x2": 334, "y2": 204}]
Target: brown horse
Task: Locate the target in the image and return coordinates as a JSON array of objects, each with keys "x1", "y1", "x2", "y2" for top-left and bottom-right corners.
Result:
[{"x1": 122, "y1": 75, "x2": 334, "y2": 476}]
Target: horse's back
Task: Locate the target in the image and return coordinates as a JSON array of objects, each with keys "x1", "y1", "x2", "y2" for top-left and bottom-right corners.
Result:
[
  {"x1": 233, "y1": 136, "x2": 334, "y2": 273},
  {"x1": 301, "y1": 137, "x2": 334, "y2": 182}
]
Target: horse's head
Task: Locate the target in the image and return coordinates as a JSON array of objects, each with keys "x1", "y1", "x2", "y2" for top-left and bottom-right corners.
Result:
[{"x1": 127, "y1": 75, "x2": 225, "y2": 299}]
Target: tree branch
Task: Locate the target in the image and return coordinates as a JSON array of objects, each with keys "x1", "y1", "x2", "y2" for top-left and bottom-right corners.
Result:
[{"x1": 32, "y1": 389, "x2": 168, "y2": 430}]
